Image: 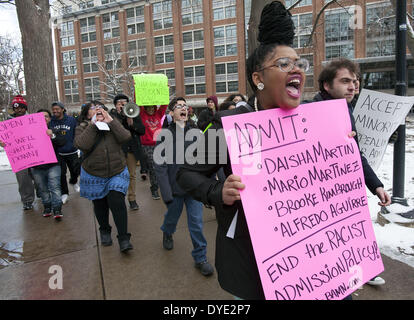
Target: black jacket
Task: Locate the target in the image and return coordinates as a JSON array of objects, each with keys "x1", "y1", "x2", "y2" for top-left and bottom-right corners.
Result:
[
  {"x1": 154, "y1": 122, "x2": 199, "y2": 204},
  {"x1": 307, "y1": 92, "x2": 383, "y2": 194},
  {"x1": 109, "y1": 109, "x2": 145, "y2": 161},
  {"x1": 197, "y1": 108, "x2": 215, "y2": 132},
  {"x1": 177, "y1": 104, "x2": 265, "y2": 299}
]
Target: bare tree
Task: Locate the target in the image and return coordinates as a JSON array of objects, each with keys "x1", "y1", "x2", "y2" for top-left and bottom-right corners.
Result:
[
  {"x1": 98, "y1": 48, "x2": 146, "y2": 103},
  {"x1": 0, "y1": 36, "x2": 24, "y2": 109}
]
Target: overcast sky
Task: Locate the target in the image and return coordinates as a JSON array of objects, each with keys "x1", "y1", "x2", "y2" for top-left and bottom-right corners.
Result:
[{"x1": 0, "y1": 4, "x2": 20, "y2": 40}]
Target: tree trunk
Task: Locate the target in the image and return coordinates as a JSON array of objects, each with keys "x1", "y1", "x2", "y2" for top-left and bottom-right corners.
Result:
[{"x1": 15, "y1": 0, "x2": 58, "y2": 113}]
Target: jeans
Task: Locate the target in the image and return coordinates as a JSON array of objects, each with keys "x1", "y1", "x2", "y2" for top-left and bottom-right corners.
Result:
[
  {"x1": 32, "y1": 165, "x2": 62, "y2": 210},
  {"x1": 161, "y1": 195, "x2": 207, "y2": 263}
]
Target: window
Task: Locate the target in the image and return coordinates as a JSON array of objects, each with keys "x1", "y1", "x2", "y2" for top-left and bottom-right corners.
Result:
[
  {"x1": 227, "y1": 62, "x2": 238, "y2": 74},
  {"x1": 183, "y1": 65, "x2": 205, "y2": 95},
  {"x1": 214, "y1": 25, "x2": 237, "y2": 56},
  {"x1": 364, "y1": 71, "x2": 395, "y2": 90},
  {"x1": 214, "y1": 62, "x2": 238, "y2": 93},
  {"x1": 181, "y1": 0, "x2": 203, "y2": 25},
  {"x1": 84, "y1": 77, "x2": 100, "y2": 101},
  {"x1": 194, "y1": 48, "x2": 204, "y2": 59},
  {"x1": 216, "y1": 82, "x2": 226, "y2": 93},
  {"x1": 292, "y1": 13, "x2": 312, "y2": 49},
  {"x1": 153, "y1": 1, "x2": 173, "y2": 29},
  {"x1": 325, "y1": 9, "x2": 354, "y2": 59},
  {"x1": 215, "y1": 64, "x2": 225, "y2": 75},
  {"x1": 63, "y1": 79, "x2": 79, "y2": 104},
  {"x1": 366, "y1": 3, "x2": 395, "y2": 57},
  {"x1": 213, "y1": 2, "x2": 236, "y2": 21},
  {"x1": 102, "y1": 11, "x2": 119, "y2": 39},
  {"x1": 104, "y1": 43, "x2": 122, "y2": 70},
  {"x1": 285, "y1": 0, "x2": 312, "y2": 7},
  {"x1": 183, "y1": 50, "x2": 194, "y2": 60},
  {"x1": 82, "y1": 47, "x2": 98, "y2": 73},
  {"x1": 79, "y1": 0, "x2": 94, "y2": 10}
]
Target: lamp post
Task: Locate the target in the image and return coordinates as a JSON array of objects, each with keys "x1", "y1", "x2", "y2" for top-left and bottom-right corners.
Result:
[{"x1": 392, "y1": 0, "x2": 414, "y2": 219}]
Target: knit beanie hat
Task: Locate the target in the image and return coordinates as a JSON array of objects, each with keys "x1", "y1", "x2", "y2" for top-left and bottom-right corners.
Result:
[{"x1": 11, "y1": 95, "x2": 28, "y2": 109}]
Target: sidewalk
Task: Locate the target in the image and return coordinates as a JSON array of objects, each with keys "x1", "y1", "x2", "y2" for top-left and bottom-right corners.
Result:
[{"x1": 0, "y1": 169, "x2": 413, "y2": 300}]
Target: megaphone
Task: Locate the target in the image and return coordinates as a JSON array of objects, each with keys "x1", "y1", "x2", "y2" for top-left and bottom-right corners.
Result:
[{"x1": 122, "y1": 102, "x2": 140, "y2": 118}]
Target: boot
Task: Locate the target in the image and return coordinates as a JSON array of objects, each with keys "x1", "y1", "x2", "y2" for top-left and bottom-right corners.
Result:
[
  {"x1": 100, "y1": 228, "x2": 112, "y2": 246},
  {"x1": 117, "y1": 233, "x2": 133, "y2": 253}
]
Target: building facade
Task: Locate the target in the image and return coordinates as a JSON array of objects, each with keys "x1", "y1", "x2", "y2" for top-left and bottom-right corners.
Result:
[
  {"x1": 52, "y1": 0, "x2": 414, "y2": 111},
  {"x1": 52, "y1": 0, "x2": 247, "y2": 110}
]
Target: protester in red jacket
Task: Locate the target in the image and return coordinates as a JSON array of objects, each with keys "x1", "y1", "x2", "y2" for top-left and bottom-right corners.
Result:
[{"x1": 139, "y1": 105, "x2": 167, "y2": 200}]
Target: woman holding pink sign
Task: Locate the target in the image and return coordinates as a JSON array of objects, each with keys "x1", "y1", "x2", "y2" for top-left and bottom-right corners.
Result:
[{"x1": 177, "y1": 1, "x2": 308, "y2": 299}]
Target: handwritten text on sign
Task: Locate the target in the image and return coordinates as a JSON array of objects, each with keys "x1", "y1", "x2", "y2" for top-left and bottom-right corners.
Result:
[
  {"x1": 133, "y1": 73, "x2": 170, "y2": 106},
  {"x1": 353, "y1": 88, "x2": 414, "y2": 170},
  {"x1": 221, "y1": 100, "x2": 384, "y2": 300},
  {"x1": 0, "y1": 113, "x2": 57, "y2": 173}
]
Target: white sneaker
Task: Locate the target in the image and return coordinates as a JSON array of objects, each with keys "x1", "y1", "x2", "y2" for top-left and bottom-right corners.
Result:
[
  {"x1": 72, "y1": 183, "x2": 80, "y2": 193},
  {"x1": 367, "y1": 276, "x2": 385, "y2": 286},
  {"x1": 61, "y1": 194, "x2": 68, "y2": 204}
]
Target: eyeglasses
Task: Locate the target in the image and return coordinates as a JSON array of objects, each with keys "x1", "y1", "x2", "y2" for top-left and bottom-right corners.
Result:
[
  {"x1": 173, "y1": 104, "x2": 188, "y2": 110},
  {"x1": 90, "y1": 105, "x2": 103, "y2": 110},
  {"x1": 258, "y1": 57, "x2": 310, "y2": 73}
]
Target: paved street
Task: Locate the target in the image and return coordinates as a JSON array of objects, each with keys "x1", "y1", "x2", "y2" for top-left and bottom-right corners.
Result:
[{"x1": 0, "y1": 169, "x2": 413, "y2": 300}]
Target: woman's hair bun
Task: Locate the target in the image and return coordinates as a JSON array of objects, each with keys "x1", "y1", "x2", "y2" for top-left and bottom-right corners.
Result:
[{"x1": 257, "y1": 1, "x2": 295, "y2": 46}]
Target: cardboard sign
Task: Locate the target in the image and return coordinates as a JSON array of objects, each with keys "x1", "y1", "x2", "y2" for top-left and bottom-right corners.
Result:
[
  {"x1": 133, "y1": 73, "x2": 169, "y2": 106},
  {"x1": 221, "y1": 100, "x2": 384, "y2": 300},
  {"x1": 0, "y1": 113, "x2": 57, "y2": 172},
  {"x1": 353, "y1": 89, "x2": 414, "y2": 170}
]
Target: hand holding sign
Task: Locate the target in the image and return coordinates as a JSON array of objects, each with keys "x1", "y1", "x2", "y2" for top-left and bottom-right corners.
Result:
[
  {"x1": 221, "y1": 99, "x2": 384, "y2": 300},
  {"x1": 222, "y1": 174, "x2": 245, "y2": 205},
  {"x1": 0, "y1": 113, "x2": 57, "y2": 172}
]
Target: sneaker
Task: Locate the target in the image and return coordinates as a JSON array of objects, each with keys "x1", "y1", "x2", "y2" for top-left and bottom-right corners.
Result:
[
  {"x1": 53, "y1": 209, "x2": 63, "y2": 220},
  {"x1": 61, "y1": 194, "x2": 68, "y2": 204},
  {"x1": 23, "y1": 202, "x2": 33, "y2": 210},
  {"x1": 195, "y1": 260, "x2": 214, "y2": 277},
  {"x1": 162, "y1": 232, "x2": 173, "y2": 250},
  {"x1": 42, "y1": 206, "x2": 52, "y2": 217},
  {"x1": 129, "y1": 200, "x2": 140, "y2": 211},
  {"x1": 72, "y1": 183, "x2": 80, "y2": 193},
  {"x1": 152, "y1": 189, "x2": 160, "y2": 200},
  {"x1": 367, "y1": 276, "x2": 385, "y2": 286}
]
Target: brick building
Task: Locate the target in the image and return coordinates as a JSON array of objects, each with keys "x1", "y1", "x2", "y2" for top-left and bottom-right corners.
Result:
[{"x1": 51, "y1": 0, "x2": 414, "y2": 111}]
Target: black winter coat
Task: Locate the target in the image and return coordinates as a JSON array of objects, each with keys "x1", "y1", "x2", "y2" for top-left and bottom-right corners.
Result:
[
  {"x1": 154, "y1": 122, "x2": 199, "y2": 204},
  {"x1": 109, "y1": 109, "x2": 145, "y2": 161},
  {"x1": 197, "y1": 108, "x2": 215, "y2": 132},
  {"x1": 177, "y1": 104, "x2": 265, "y2": 300}
]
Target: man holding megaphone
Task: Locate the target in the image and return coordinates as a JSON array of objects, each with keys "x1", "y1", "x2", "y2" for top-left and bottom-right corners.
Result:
[{"x1": 110, "y1": 94, "x2": 147, "y2": 211}]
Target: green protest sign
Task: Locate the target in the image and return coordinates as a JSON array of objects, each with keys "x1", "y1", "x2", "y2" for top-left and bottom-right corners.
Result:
[{"x1": 133, "y1": 73, "x2": 169, "y2": 106}]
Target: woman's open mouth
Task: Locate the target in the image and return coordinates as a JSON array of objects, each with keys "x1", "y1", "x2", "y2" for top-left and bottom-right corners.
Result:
[{"x1": 286, "y1": 75, "x2": 302, "y2": 99}]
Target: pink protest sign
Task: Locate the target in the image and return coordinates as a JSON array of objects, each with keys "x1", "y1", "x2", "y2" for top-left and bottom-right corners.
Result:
[
  {"x1": 221, "y1": 99, "x2": 384, "y2": 300},
  {"x1": 0, "y1": 113, "x2": 57, "y2": 173}
]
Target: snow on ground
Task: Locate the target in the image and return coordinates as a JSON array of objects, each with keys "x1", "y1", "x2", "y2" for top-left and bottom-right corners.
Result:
[
  {"x1": 366, "y1": 115, "x2": 414, "y2": 267},
  {"x1": 1, "y1": 116, "x2": 414, "y2": 267}
]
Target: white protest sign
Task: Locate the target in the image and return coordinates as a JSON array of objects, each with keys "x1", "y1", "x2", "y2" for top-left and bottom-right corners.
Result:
[{"x1": 353, "y1": 89, "x2": 414, "y2": 170}]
